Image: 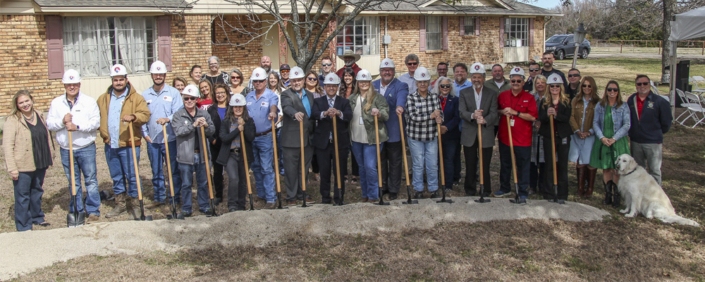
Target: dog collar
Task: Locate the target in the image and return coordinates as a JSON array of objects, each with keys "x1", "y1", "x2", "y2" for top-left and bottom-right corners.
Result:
[{"x1": 623, "y1": 168, "x2": 637, "y2": 176}]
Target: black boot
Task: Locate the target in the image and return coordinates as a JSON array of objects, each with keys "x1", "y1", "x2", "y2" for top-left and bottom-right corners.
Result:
[
  {"x1": 602, "y1": 181, "x2": 613, "y2": 205},
  {"x1": 611, "y1": 181, "x2": 621, "y2": 208}
]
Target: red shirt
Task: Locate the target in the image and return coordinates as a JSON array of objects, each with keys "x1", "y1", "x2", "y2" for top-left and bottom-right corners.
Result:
[
  {"x1": 636, "y1": 95, "x2": 645, "y2": 120},
  {"x1": 336, "y1": 63, "x2": 362, "y2": 78},
  {"x1": 497, "y1": 90, "x2": 538, "y2": 147}
]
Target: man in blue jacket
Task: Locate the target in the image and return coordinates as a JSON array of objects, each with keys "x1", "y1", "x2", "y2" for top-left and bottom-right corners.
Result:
[
  {"x1": 627, "y1": 75, "x2": 672, "y2": 185},
  {"x1": 373, "y1": 58, "x2": 409, "y2": 200}
]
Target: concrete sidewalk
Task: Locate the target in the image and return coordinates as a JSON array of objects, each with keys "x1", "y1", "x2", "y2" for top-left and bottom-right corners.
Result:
[{"x1": 0, "y1": 197, "x2": 608, "y2": 280}]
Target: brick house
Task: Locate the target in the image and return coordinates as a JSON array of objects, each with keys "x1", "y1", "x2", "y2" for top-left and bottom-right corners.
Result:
[{"x1": 0, "y1": 0, "x2": 559, "y2": 116}]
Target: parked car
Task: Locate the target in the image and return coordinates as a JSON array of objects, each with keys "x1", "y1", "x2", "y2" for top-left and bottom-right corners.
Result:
[{"x1": 545, "y1": 34, "x2": 591, "y2": 60}]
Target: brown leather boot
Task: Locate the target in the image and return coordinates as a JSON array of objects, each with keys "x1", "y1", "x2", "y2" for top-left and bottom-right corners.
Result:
[
  {"x1": 576, "y1": 166, "x2": 586, "y2": 198},
  {"x1": 125, "y1": 196, "x2": 138, "y2": 220},
  {"x1": 586, "y1": 168, "x2": 597, "y2": 199},
  {"x1": 105, "y1": 193, "x2": 126, "y2": 218}
]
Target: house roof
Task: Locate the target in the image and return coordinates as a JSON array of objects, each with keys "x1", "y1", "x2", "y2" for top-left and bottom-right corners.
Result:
[
  {"x1": 33, "y1": 0, "x2": 192, "y2": 8},
  {"x1": 351, "y1": 0, "x2": 562, "y2": 16}
]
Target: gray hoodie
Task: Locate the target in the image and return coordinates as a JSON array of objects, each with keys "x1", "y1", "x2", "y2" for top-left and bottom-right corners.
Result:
[{"x1": 172, "y1": 107, "x2": 215, "y2": 165}]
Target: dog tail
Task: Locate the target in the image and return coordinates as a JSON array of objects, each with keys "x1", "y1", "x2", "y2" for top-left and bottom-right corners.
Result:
[{"x1": 660, "y1": 215, "x2": 701, "y2": 227}]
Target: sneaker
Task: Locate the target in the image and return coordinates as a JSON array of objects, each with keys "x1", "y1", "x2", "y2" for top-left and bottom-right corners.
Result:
[
  {"x1": 430, "y1": 191, "x2": 440, "y2": 199},
  {"x1": 263, "y1": 203, "x2": 276, "y2": 209},
  {"x1": 493, "y1": 191, "x2": 512, "y2": 198},
  {"x1": 414, "y1": 191, "x2": 424, "y2": 199}
]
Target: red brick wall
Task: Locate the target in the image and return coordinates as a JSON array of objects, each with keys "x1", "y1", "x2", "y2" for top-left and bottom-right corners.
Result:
[
  {"x1": 170, "y1": 15, "x2": 213, "y2": 83},
  {"x1": 211, "y1": 15, "x2": 262, "y2": 80}
]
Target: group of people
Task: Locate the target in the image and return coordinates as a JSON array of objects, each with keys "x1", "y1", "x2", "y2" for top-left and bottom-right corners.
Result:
[{"x1": 4, "y1": 51, "x2": 673, "y2": 231}]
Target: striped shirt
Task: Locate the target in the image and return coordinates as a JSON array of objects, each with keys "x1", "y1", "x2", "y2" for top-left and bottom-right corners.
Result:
[{"x1": 405, "y1": 91, "x2": 442, "y2": 141}]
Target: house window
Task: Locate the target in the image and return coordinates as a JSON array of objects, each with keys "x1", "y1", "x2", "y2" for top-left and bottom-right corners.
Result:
[
  {"x1": 426, "y1": 16, "x2": 442, "y2": 51},
  {"x1": 504, "y1": 18, "x2": 528, "y2": 47},
  {"x1": 464, "y1": 16, "x2": 475, "y2": 33},
  {"x1": 63, "y1": 17, "x2": 157, "y2": 77},
  {"x1": 336, "y1": 17, "x2": 380, "y2": 56}
]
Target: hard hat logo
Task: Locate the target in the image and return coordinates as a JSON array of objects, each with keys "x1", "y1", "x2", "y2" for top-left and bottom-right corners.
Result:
[
  {"x1": 329, "y1": 77, "x2": 333, "y2": 81},
  {"x1": 295, "y1": 71, "x2": 299, "y2": 75},
  {"x1": 475, "y1": 65, "x2": 480, "y2": 70},
  {"x1": 385, "y1": 62, "x2": 389, "y2": 65},
  {"x1": 421, "y1": 73, "x2": 426, "y2": 77},
  {"x1": 157, "y1": 67, "x2": 161, "y2": 70},
  {"x1": 515, "y1": 68, "x2": 520, "y2": 72},
  {"x1": 554, "y1": 77, "x2": 558, "y2": 81},
  {"x1": 362, "y1": 74, "x2": 366, "y2": 78},
  {"x1": 236, "y1": 99, "x2": 240, "y2": 102},
  {"x1": 115, "y1": 67, "x2": 120, "y2": 72},
  {"x1": 255, "y1": 73, "x2": 260, "y2": 77},
  {"x1": 69, "y1": 76, "x2": 74, "y2": 80}
]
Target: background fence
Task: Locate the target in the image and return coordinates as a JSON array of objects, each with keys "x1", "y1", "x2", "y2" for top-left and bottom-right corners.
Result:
[{"x1": 590, "y1": 40, "x2": 705, "y2": 55}]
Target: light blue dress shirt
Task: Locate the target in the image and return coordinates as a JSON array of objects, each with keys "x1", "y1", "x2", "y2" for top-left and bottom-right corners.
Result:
[
  {"x1": 141, "y1": 84, "x2": 184, "y2": 143},
  {"x1": 108, "y1": 89, "x2": 128, "y2": 148}
]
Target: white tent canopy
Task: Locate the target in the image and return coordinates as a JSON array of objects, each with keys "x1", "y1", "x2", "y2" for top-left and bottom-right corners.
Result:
[{"x1": 668, "y1": 6, "x2": 705, "y2": 114}]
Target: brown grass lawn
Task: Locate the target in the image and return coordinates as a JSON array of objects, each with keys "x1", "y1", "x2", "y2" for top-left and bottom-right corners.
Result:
[{"x1": 5, "y1": 57, "x2": 705, "y2": 280}]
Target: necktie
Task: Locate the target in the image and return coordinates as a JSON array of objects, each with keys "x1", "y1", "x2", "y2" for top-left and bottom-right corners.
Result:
[{"x1": 328, "y1": 98, "x2": 334, "y2": 140}]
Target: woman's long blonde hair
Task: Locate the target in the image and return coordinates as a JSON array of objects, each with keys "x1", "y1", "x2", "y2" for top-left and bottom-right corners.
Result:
[
  {"x1": 532, "y1": 75, "x2": 548, "y2": 98},
  {"x1": 10, "y1": 90, "x2": 33, "y2": 119},
  {"x1": 355, "y1": 82, "x2": 377, "y2": 113},
  {"x1": 543, "y1": 83, "x2": 570, "y2": 107}
]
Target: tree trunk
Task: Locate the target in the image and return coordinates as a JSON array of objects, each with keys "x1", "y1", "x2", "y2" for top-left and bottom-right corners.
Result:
[{"x1": 661, "y1": 0, "x2": 676, "y2": 84}]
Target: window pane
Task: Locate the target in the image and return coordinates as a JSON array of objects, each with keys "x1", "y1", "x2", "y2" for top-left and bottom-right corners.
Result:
[{"x1": 335, "y1": 16, "x2": 379, "y2": 55}]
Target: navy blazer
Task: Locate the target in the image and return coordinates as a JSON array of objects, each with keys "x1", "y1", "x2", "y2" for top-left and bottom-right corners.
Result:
[
  {"x1": 439, "y1": 94, "x2": 460, "y2": 141},
  {"x1": 311, "y1": 95, "x2": 353, "y2": 150},
  {"x1": 372, "y1": 78, "x2": 409, "y2": 143}
]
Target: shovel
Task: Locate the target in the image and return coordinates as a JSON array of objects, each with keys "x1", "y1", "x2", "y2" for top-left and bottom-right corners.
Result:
[
  {"x1": 271, "y1": 119, "x2": 286, "y2": 209},
  {"x1": 373, "y1": 115, "x2": 389, "y2": 206},
  {"x1": 199, "y1": 126, "x2": 219, "y2": 216},
  {"x1": 398, "y1": 113, "x2": 417, "y2": 205},
  {"x1": 300, "y1": 120, "x2": 310, "y2": 208},
  {"x1": 506, "y1": 117, "x2": 524, "y2": 204},
  {"x1": 129, "y1": 123, "x2": 153, "y2": 221},
  {"x1": 548, "y1": 115, "x2": 565, "y2": 205},
  {"x1": 241, "y1": 127, "x2": 256, "y2": 211},
  {"x1": 474, "y1": 123, "x2": 491, "y2": 203},
  {"x1": 436, "y1": 123, "x2": 452, "y2": 204},
  {"x1": 162, "y1": 124, "x2": 183, "y2": 220},
  {"x1": 332, "y1": 115, "x2": 345, "y2": 206},
  {"x1": 66, "y1": 131, "x2": 86, "y2": 227}
]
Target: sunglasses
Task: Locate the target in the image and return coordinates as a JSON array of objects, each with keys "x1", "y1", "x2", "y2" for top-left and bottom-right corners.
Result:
[
  {"x1": 253, "y1": 80, "x2": 266, "y2": 84},
  {"x1": 231, "y1": 76, "x2": 241, "y2": 80},
  {"x1": 582, "y1": 84, "x2": 592, "y2": 88},
  {"x1": 439, "y1": 84, "x2": 452, "y2": 89},
  {"x1": 529, "y1": 68, "x2": 540, "y2": 72},
  {"x1": 636, "y1": 82, "x2": 649, "y2": 86},
  {"x1": 510, "y1": 80, "x2": 523, "y2": 83},
  {"x1": 307, "y1": 77, "x2": 318, "y2": 81},
  {"x1": 437, "y1": 68, "x2": 448, "y2": 72},
  {"x1": 322, "y1": 63, "x2": 332, "y2": 66},
  {"x1": 280, "y1": 70, "x2": 290, "y2": 73},
  {"x1": 606, "y1": 88, "x2": 619, "y2": 92},
  {"x1": 183, "y1": 96, "x2": 197, "y2": 101},
  {"x1": 568, "y1": 74, "x2": 580, "y2": 78},
  {"x1": 406, "y1": 62, "x2": 418, "y2": 66},
  {"x1": 549, "y1": 84, "x2": 562, "y2": 88}
]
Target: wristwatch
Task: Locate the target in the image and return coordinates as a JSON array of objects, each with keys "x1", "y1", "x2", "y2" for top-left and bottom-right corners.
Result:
[{"x1": 515, "y1": 111, "x2": 520, "y2": 117}]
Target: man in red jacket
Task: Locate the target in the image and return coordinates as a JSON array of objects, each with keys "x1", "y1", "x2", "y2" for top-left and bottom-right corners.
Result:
[{"x1": 335, "y1": 49, "x2": 362, "y2": 78}]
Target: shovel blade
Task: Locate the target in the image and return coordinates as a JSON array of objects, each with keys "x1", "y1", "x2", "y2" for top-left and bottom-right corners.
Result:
[
  {"x1": 402, "y1": 200, "x2": 419, "y2": 205},
  {"x1": 66, "y1": 212, "x2": 86, "y2": 228}
]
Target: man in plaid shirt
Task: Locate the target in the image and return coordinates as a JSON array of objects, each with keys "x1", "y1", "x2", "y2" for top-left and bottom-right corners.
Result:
[{"x1": 405, "y1": 67, "x2": 443, "y2": 199}]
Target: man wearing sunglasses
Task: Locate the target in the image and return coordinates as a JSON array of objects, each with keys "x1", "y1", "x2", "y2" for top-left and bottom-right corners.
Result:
[
  {"x1": 318, "y1": 56, "x2": 335, "y2": 85},
  {"x1": 541, "y1": 51, "x2": 568, "y2": 90},
  {"x1": 565, "y1": 68, "x2": 582, "y2": 101},
  {"x1": 280, "y1": 64, "x2": 291, "y2": 88},
  {"x1": 626, "y1": 75, "x2": 672, "y2": 185},
  {"x1": 523, "y1": 62, "x2": 541, "y2": 92},
  {"x1": 398, "y1": 54, "x2": 421, "y2": 94},
  {"x1": 245, "y1": 67, "x2": 281, "y2": 208}
]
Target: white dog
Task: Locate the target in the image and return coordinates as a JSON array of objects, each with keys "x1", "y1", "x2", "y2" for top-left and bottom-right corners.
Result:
[{"x1": 615, "y1": 154, "x2": 700, "y2": 227}]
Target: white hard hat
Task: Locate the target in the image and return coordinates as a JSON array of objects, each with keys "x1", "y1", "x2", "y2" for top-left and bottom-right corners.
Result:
[
  {"x1": 110, "y1": 64, "x2": 128, "y2": 77},
  {"x1": 413, "y1": 67, "x2": 431, "y2": 81},
  {"x1": 62, "y1": 69, "x2": 81, "y2": 84},
  {"x1": 469, "y1": 63, "x2": 485, "y2": 75},
  {"x1": 356, "y1": 69, "x2": 372, "y2": 81},
  {"x1": 251, "y1": 67, "x2": 267, "y2": 81},
  {"x1": 380, "y1": 58, "x2": 395, "y2": 69},
  {"x1": 509, "y1": 66, "x2": 525, "y2": 79},
  {"x1": 181, "y1": 84, "x2": 200, "y2": 97},
  {"x1": 229, "y1": 94, "x2": 246, "y2": 106},
  {"x1": 149, "y1": 61, "x2": 167, "y2": 74},
  {"x1": 547, "y1": 73, "x2": 564, "y2": 85},
  {"x1": 290, "y1": 66, "x2": 305, "y2": 79},
  {"x1": 324, "y1": 73, "x2": 341, "y2": 85}
]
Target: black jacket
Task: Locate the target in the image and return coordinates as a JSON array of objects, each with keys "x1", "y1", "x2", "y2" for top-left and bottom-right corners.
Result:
[
  {"x1": 207, "y1": 105, "x2": 226, "y2": 150},
  {"x1": 216, "y1": 116, "x2": 255, "y2": 166},
  {"x1": 627, "y1": 91, "x2": 672, "y2": 144},
  {"x1": 538, "y1": 97, "x2": 573, "y2": 139},
  {"x1": 311, "y1": 95, "x2": 353, "y2": 150}
]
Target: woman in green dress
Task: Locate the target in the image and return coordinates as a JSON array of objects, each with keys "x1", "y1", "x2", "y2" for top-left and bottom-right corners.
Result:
[{"x1": 589, "y1": 80, "x2": 631, "y2": 208}]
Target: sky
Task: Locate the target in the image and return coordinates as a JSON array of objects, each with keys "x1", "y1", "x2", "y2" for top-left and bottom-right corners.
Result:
[{"x1": 533, "y1": 0, "x2": 562, "y2": 10}]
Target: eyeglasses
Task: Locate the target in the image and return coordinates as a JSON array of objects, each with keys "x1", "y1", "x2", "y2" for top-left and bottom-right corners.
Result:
[
  {"x1": 582, "y1": 84, "x2": 592, "y2": 88},
  {"x1": 280, "y1": 70, "x2": 290, "y2": 73},
  {"x1": 406, "y1": 62, "x2": 418, "y2": 66},
  {"x1": 307, "y1": 77, "x2": 318, "y2": 81},
  {"x1": 439, "y1": 84, "x2": 451, "y2": 89},
  {"x1": 252, "y1": 80, "x2": 266, "y2": 84},
  {"x1": 183, "y1": 96, "x2": 197, "y2": 101},
  {"x1": 322, "y1": 63, "x2": 332, "y2": 66},
  {"x1": 510, "y1": 80, "x2": 523, "y2": 83},
  {"x1": 606, "y1": 88, "x2": 619, "y2": 92},
  {"x1": 568, "y1": 74, "x2": 580, "y2": 78},
  {"x1": 549, "y1": 84, "x2": 562, "y2": 88},
  {"x1": 437, "y1": 68, "x2": 448, "y2": 72},
  {"x1": 215, "y1": 91, "x2": 227, "y2": 95},
  {"x1": 529, "y1": 68, "x2": 540, "y2": 72},
  {"x1": 636, "y1": 82, "x2": 649, "y2": 86}
]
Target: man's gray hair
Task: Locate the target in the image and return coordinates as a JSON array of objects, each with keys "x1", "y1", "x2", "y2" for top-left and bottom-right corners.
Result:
[
  {"x1": 405, "y1": 54, "x2": 420, "y2": 65},
  {"x1": 208, "y1": 56, "x2": 220, "y2": 64}
]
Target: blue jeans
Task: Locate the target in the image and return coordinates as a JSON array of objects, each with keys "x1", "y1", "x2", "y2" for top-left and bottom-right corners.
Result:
[
  {"x1": 178, "y1": 153, "x2": 209, "y2": 212},
  {"x1": 146, "y1": 141, "x2": 181, "y2": 203},
  {"x1": 251, "y1": 133, "x2": 276, "y2": 203},
  {"x1": 13, "y1": 168, "x2": 46, "y2": 231},
  {"x1": 104, "y1": 144, "x2": 140, "y2": 198},
  {"x1": 499, "y1": 142, "x2": 531, "y2": 198},
  {"x1": 351, "y1": 142, "x2": 383, "y2": 200},
  {"x1": 60, "y1": 143, "x2": 100, "y2": 216},
  {"x1": 409, "y1": 138, "x2": 439, "y2": 192},
  {"x1": 440, "y1": 138, "x2": 459, "y2": 190}
]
